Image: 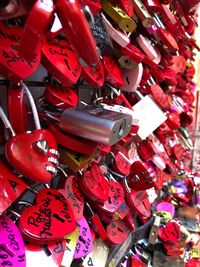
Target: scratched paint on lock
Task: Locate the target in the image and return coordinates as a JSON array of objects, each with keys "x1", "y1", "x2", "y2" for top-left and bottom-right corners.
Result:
[
  {"x1": 0, "y1": 23, "x2": 40, "y2": 83},
  {"x1": 74, "y1": 217, "x2": 93, "y2": 259},
  {"x1": 0, "y1": 215, "x2": 26, "y2": 267}
]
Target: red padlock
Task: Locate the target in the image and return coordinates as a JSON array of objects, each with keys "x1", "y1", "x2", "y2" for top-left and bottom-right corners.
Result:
[
  {"x1": 44, "y1": 85, "x2": 78, "y2": 109},
  {"x1": 19, "y1": 0, "x2": 55, "y2": 61},
  {"x1": 79, "y1": 163, "x2": 109, "y2": 203}
]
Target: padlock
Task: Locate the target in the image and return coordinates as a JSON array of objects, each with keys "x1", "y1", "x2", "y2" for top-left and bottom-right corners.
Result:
[
  {"x1": 101, "y1": 13, "x2": 130, "y2": 48},
  {"x1": 148, "y1": 215, "x2": 161, "y2": 245},
  {"x1": 2, "y1": 83, "x2": 59, "y2": 183},
  {"x1": 48, "y1": 123, "x2": 98, "y2": 156},
  {"x1": 123, "y1": 179, "x2": 151, "y2": 218},
  {"x1": 109, "y1": 147, "x2": 132, "y2": 175},
  {"x1": 41, "y1": 38, "x2": 81, "y2": 86},
  {"x1": 18, "y1": 188, "x2": 76, "y2": 243},
  {"x1": 102, "y1": 0, "x2": 137, "y2": 33},
  {"x1": 19, "y1": 0, "x2": 55, "y2": 62},
  {"x1": 158, "y1": 221, "x2": 182, "y2": 244},
  {"x1": 84, "y1": 202, "x2": 108, "y2": 241},
  {"x1": 132, "y1": 0, "x2": 154, "y2": 27},
  {"x1": 95, "y1": 175, "x2": 125, "y2": 216},
  {"x1": 44, "y1": 84, "x2": 78, "y2": 110},
  {"x1": 79, "y1": 163, "x2": 109, "y2": 203},
  {"x1": 0, "y1": 23, "x2": 40, "y2": 83},
  {"x1": 81, "y1": 59, "x2": 105, "y2": 87},
  {"x1": 90, "y1": 13, "x2": 113, "y2": 56},
  {"x1": 106, "y1": 220, "x2": 130, "y2": 245},
  {"x1": 136, "y1": 34, "x2": 161, "y2": 63},
  {"x1": 0, "y1": 160, "x2": 27, "y2": 215},
  {"x1": 121, "y1": 63, "x2": 143, "y2": 92},
  {"x1": 73, "y1": 216, "x2": 93, "y2": 259},
  {"x1": 55, "y1": 0, "x2": 99, "y2": 67},
  {"x1": 59, "y1": 105, "x2": 132, "y2": 146},
  {"x1": 7, "y1": 84, "x2": 32, "y2": 134},
  {"x1": 58, "y1": 146, "x2": 96, "y2": 172},
  {"x1": 103, "y1": 56, "x2": 125, "y2": 87},
  {"x1": 0, "y1": 215, "x2": 26, "y2": 267},
  {"x1": 58, "y1": 167, "x2": 84, "y2": 221}
]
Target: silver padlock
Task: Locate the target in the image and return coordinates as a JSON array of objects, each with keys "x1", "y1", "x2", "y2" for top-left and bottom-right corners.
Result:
[{"x1": 59, "y1": 105, "x2": 132, "y2": 146}]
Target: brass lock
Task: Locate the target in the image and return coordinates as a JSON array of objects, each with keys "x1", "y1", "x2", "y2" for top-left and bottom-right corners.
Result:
[{"x1": 102, "y1": 0, "x2": 137, "y2": 33}]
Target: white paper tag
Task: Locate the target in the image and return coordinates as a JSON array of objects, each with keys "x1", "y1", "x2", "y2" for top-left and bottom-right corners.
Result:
[{"x1": 131, "y1": 95, "x2": 166, "y2": 140}]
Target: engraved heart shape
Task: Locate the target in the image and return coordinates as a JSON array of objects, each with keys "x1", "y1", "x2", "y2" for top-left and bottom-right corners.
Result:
[
  {"x1": 0, "y1": 215, "x2": 26, "y2": 267},
  {"x1": 0, "y1": 23, "x2": 40, "y2": 83},
  {"x1": 5, "y1": 129, "x2": 58, "y2": 183},
  {"x1": 19, "y1": 188, "x2": 76, "y2": 243}
]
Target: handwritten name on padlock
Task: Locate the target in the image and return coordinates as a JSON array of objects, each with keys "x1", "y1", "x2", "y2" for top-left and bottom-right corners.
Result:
[
  {"x1": 59, "y1": 175, "x2": 84, "y2": 221},
  {"x1": 0, "y1": 23, "x2": 40, "y2": 83},
  {"x1": 19, "y1": 189, "x2": 76, "y2": 242},
  {"x1": 74, "y1": 217, "x2": 93, "y2": 259},
  {"x1": 0, "y1": 215, "x2": 26, "y2": 267},
  {"x1": 42, "y1": 38, "x2": 81, "y2": 86}
]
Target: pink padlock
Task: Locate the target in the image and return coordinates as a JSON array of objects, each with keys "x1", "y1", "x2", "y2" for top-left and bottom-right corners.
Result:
[
  {"x1": 156, "y1": 201, "x2": 175, "y2": 218},
  {"x1": 73, "y1": 216, "x2": 93, "y2": 259},
  {"x1": 0, "y1": 215, "x2": 26, "y2": 267}
]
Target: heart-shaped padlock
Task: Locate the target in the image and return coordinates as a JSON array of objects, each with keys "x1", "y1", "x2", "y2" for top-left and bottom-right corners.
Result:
[
  {"x1": 44, "y1": 85, "x2": 78, "y2": 110},
  {"x1": 80, "y1": 164, "x2": 109, "y2": 203},
  {"x1": 106, "y1": 220, "x2": 129, "y2": 245},
  {"x1": 41, "y1": 38, "x2": 81, "y2": 86},
  {"x1": 103, "y1": 56, "x2": 125, "y2": 87},
  {"x1": 125, "y1": 188, "x2": 151, "y2": 218},
  {"x1": 74, "y1": 216, "x2": 93, "y2": 259},
  {"x1": 128, "y1": 160, "x2": 157, "y2": 190},
  {"x1": 19, "y1": 0, "x2": 55, "y2": 61},
  {"x1": 158, "y1": 221, "x2": 181, "y2": 243},
  {"x1": 81, "y1": 59, "x2": 105, "y2": 87},
  {"x1": 25, "y1": 239, "x2": 66, "y2": 267},
  {"x1": 0, "y1": 215, "x2": 26, "y2": 267},
  {"x1": 95, "y1": 180, "x2": 125, "y2": 215},
  {"x1": 4, "y1": 83, "x2": 59, "y2": 183},
  {"x1": 0, "y1": 160, "x2": 27, "y2": 215},
  {"x1": 19, "y1": 188, "x2": 76, "y2": 243},
  {"x1": 59, "y1": 174, "x2": 84, "y2": 221},
  {"x1": 146, "y1": 84, "x2": 170, "y2": 111},
  {"x1": 48, "y1": 123, "x2": 98, "y2": 156},
  {"x1": 8, "y1": 84, "x2": 31, "y2": 134},
  {"x1": 0, "y1": 23, "x2": 40, "y2": 83}
]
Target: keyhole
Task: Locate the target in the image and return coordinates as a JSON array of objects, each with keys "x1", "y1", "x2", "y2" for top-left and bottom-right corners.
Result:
[
  {"x1": 53, "y1": 213, "x2": 65, "y2": 223},
  {"x1": 79, "y1": 236, "x2": 86, "y2": 244},
  {"x1": 117, "y1": 227, "x2": 123, "y2": 233},
  {"x1": 126, "y1": 76, "x2": 130, "y2": 84}
]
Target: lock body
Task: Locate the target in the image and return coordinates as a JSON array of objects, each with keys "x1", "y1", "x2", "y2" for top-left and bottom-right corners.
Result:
[{"x1": 59, "y1": 106, "x2": 132, "y2": 146}]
